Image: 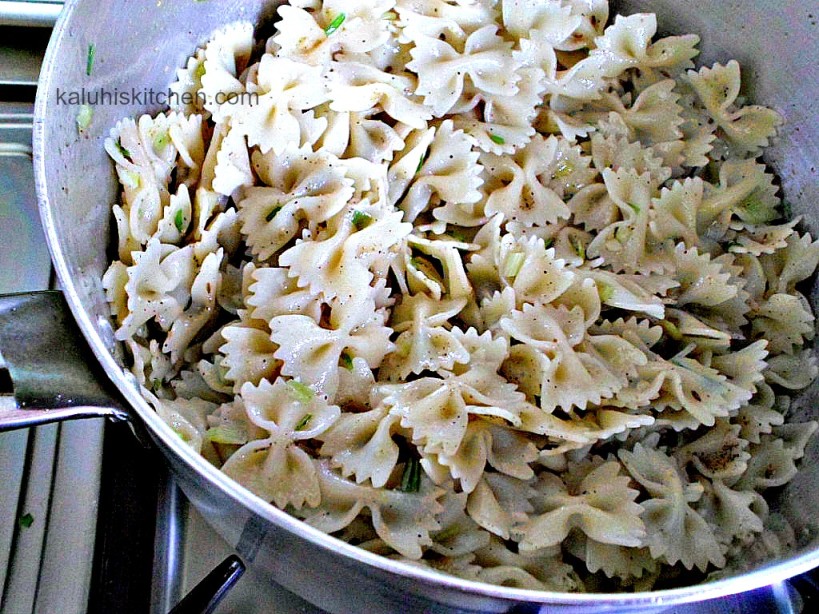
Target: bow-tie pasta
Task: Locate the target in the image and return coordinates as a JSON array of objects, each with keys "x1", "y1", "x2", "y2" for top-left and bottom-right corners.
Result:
[{"x1": 103, "y1": 0, "x2": 819, "y2": 593}]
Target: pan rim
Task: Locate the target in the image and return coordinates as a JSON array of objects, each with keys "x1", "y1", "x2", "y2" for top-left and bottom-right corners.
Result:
[{"x1": 31, "y1": 0, "x2": 819, "y2": 608}]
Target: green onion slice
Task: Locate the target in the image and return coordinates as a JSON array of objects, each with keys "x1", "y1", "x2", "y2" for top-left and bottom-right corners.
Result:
[
  {"x1": 399, "y1": 457, "x2": 421, "y2": 493},
  {"x1": 553, "y1": 161, "x2": 574, "y2": 179},
  {"x1": 435, "y1": 524, "x2": 459, "y2": 541},
  {"x1": 266, "y1": 205, "x2": 282, "y2": 222},
  {"x1": 86, "y1": 43, "x2": 96, "y2": 76},
  {"x1": 120, "y1": 169, "x2": 140, "y2": 189},
  {"x1": 489, "y1": 133, "x2": 505, "y2": 145},
  {"x1": 205, "y1": 424, "x2": 248, "y2": 445},
  {"x1": 352, "y1": 210, "x2": 374, "y2": 230},
  {"x1": 76, "y1": 104, "x2": 93, "y2": 133},
  {"x1": 416, "y1": 152, "x2": 427, "y2": 174},
  {"x1": 324, "y1": 12, "x2": 346, "y2": 36},
  {"x1": 174, "y1": 209, "x2": 186, "y2": 233},
  {"x1": 153, "y1": 130, "x2": 171, "y2": 153},
  {"x1": 614, "y1": 224, "x2": 632, "y2": 243},
  {"x1": 598, "y1": 282, "x2": 614, "y2": 302},
  {"x1": 572, "y1": 237, "x2": 586, "y2": 260},
  {"x1": 660, "y1": 319, "x2": 683, "y2": 341},
  {"x1": 294, "y1": 413, "x2": 313, "y2": 431},
  {"x1": 194, "y1": 61, "x2": 206, "y2": 80},
  {"x1": 115, "y1": 139, "x2": 131, "y2": 159},
  {"x1": 503, "y1": 252, "x2": 526, "y2": 278},
  {"x1": 287, "y1": 380, "x2": 315, "y2": 403}
]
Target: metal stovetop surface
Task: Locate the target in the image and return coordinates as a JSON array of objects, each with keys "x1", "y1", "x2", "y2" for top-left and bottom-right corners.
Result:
[{"x1": 1, "y1": 7, "x2": 104, "y2": 614}]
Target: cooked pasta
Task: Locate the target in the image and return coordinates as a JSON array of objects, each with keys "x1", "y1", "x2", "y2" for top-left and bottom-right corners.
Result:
[{"x1": 101, "y1": 0, "x2": 819, "y2": 592}]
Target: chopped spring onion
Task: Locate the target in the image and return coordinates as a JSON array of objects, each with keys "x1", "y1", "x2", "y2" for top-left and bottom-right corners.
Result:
[
  {"x1": 120, "y1": 169, "x2": 140, "y2": 189},
  {"x1": 598, "y1": 282, "x2": 614, "y2": 302},
  {"x1": 738, "y1": 195, "x2": 774, "y2": 225},
  {"x1": 194, "y1": 61, "x2": 206, "y2": 80},
  {"x1": 489, "y1": 133, "x2": 505, "y2": 145},
  {"x1": 174, "y1": 209, "x2": 186, "y2": 233},
  {"x1": 409, "y1": 256, "x2": 444, "y2": 287},
  {"x1": 626, "y1": 202, "x2": 641, "y2": 213},
  {"x1": 19, "y1": 513, "x2": 34, "y2": 529},
  {"x1": 153, "y1": 130, "x2": 171, "y2": 153},
  {"x1": 615, "y1": 224, "x2": 632, "y2": 243},
  {"x1": 352, "y1": 210, "x2": 373, "y2": 230},
  {"x1": 399, "y1": 457, "x2": 421, "y2": 493},
  {"x1": 76, "y1": 104, "x2": 93, "y2": 133},
  {"x1": 434, "y1": 524, "x2": 459, "y2": 541},
  {"x1": 266, "y1": 205, "x2": 282, "y2": 222},
  {"x1": 503, "y1": 252, "x2": 526, "y2": 278},
  {"x1": 553, "y1": 161, "x2": 574, "y2": 179},
  {"x1": 340, "y1": 351, "x2": 354, "y2": 371},
  {"x1": 660, "y1": 319, "x2": 683, "y2": 341},
  {"x1": 324, "y1": 13, "x2": 346, "y2": 36},
  {"x1": 115, "y1": 139, "x2": 131, "y2": 159},
  {"x1": 542, "y1": 237, "x2": 554, "y2": 249},
  {"x1": 294, "y1": 413, "x2": 313, "y2": 431},
  {"x1": 205, "y1": 424, "x2": 248, "y2": 445},
  {"x1": 287, "y1": 380, "x2": 315, "y2": 403},
  {"x1": 213, "y1": 358, "x2": 230, "y2": 385},
  {"x1": 416, "y1": 152, "x2": 427, "y2": 174},
  {"x1": 86, "y1": 43, "x2": 96, "y2": 76},
  {"x1": 571, "y1": 236, "x2": 586, "y2": 260},
  {"x1": 394, "y1": 336, "x2": 412, "y2": 357}
]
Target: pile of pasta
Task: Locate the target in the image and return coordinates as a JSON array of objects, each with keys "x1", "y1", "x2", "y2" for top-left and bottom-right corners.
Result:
[{"x1": 102, "y1": 0, "x2": 819, "y2": 591}]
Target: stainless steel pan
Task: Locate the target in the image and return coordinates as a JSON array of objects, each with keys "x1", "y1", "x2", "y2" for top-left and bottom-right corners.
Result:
[{"x1": 2, "y1": 0, "x2": 818, "y2": 611}]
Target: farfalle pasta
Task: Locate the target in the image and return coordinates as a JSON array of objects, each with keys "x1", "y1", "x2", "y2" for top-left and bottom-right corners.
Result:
[{"x1": 103, "y1": 0, "x2": 818, "y2": 593}]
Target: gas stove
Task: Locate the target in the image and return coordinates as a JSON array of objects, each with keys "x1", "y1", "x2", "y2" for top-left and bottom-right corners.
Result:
[{"x1": 0, "y1": 3, "x2": 811, "y2": 613}]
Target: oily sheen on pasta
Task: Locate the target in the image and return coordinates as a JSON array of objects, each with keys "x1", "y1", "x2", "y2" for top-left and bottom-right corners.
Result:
[{"x1": 102, "y1": 0, "x2": 819, "y2": 592}]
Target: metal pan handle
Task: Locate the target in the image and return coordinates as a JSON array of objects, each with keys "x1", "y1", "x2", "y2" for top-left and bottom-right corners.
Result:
[
  {"x1": 0, "y1": 290, "x2": 130, "y2": 431},
  {"x1": 168, "y1": 555, "x2": 246, "y2": 614}
]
